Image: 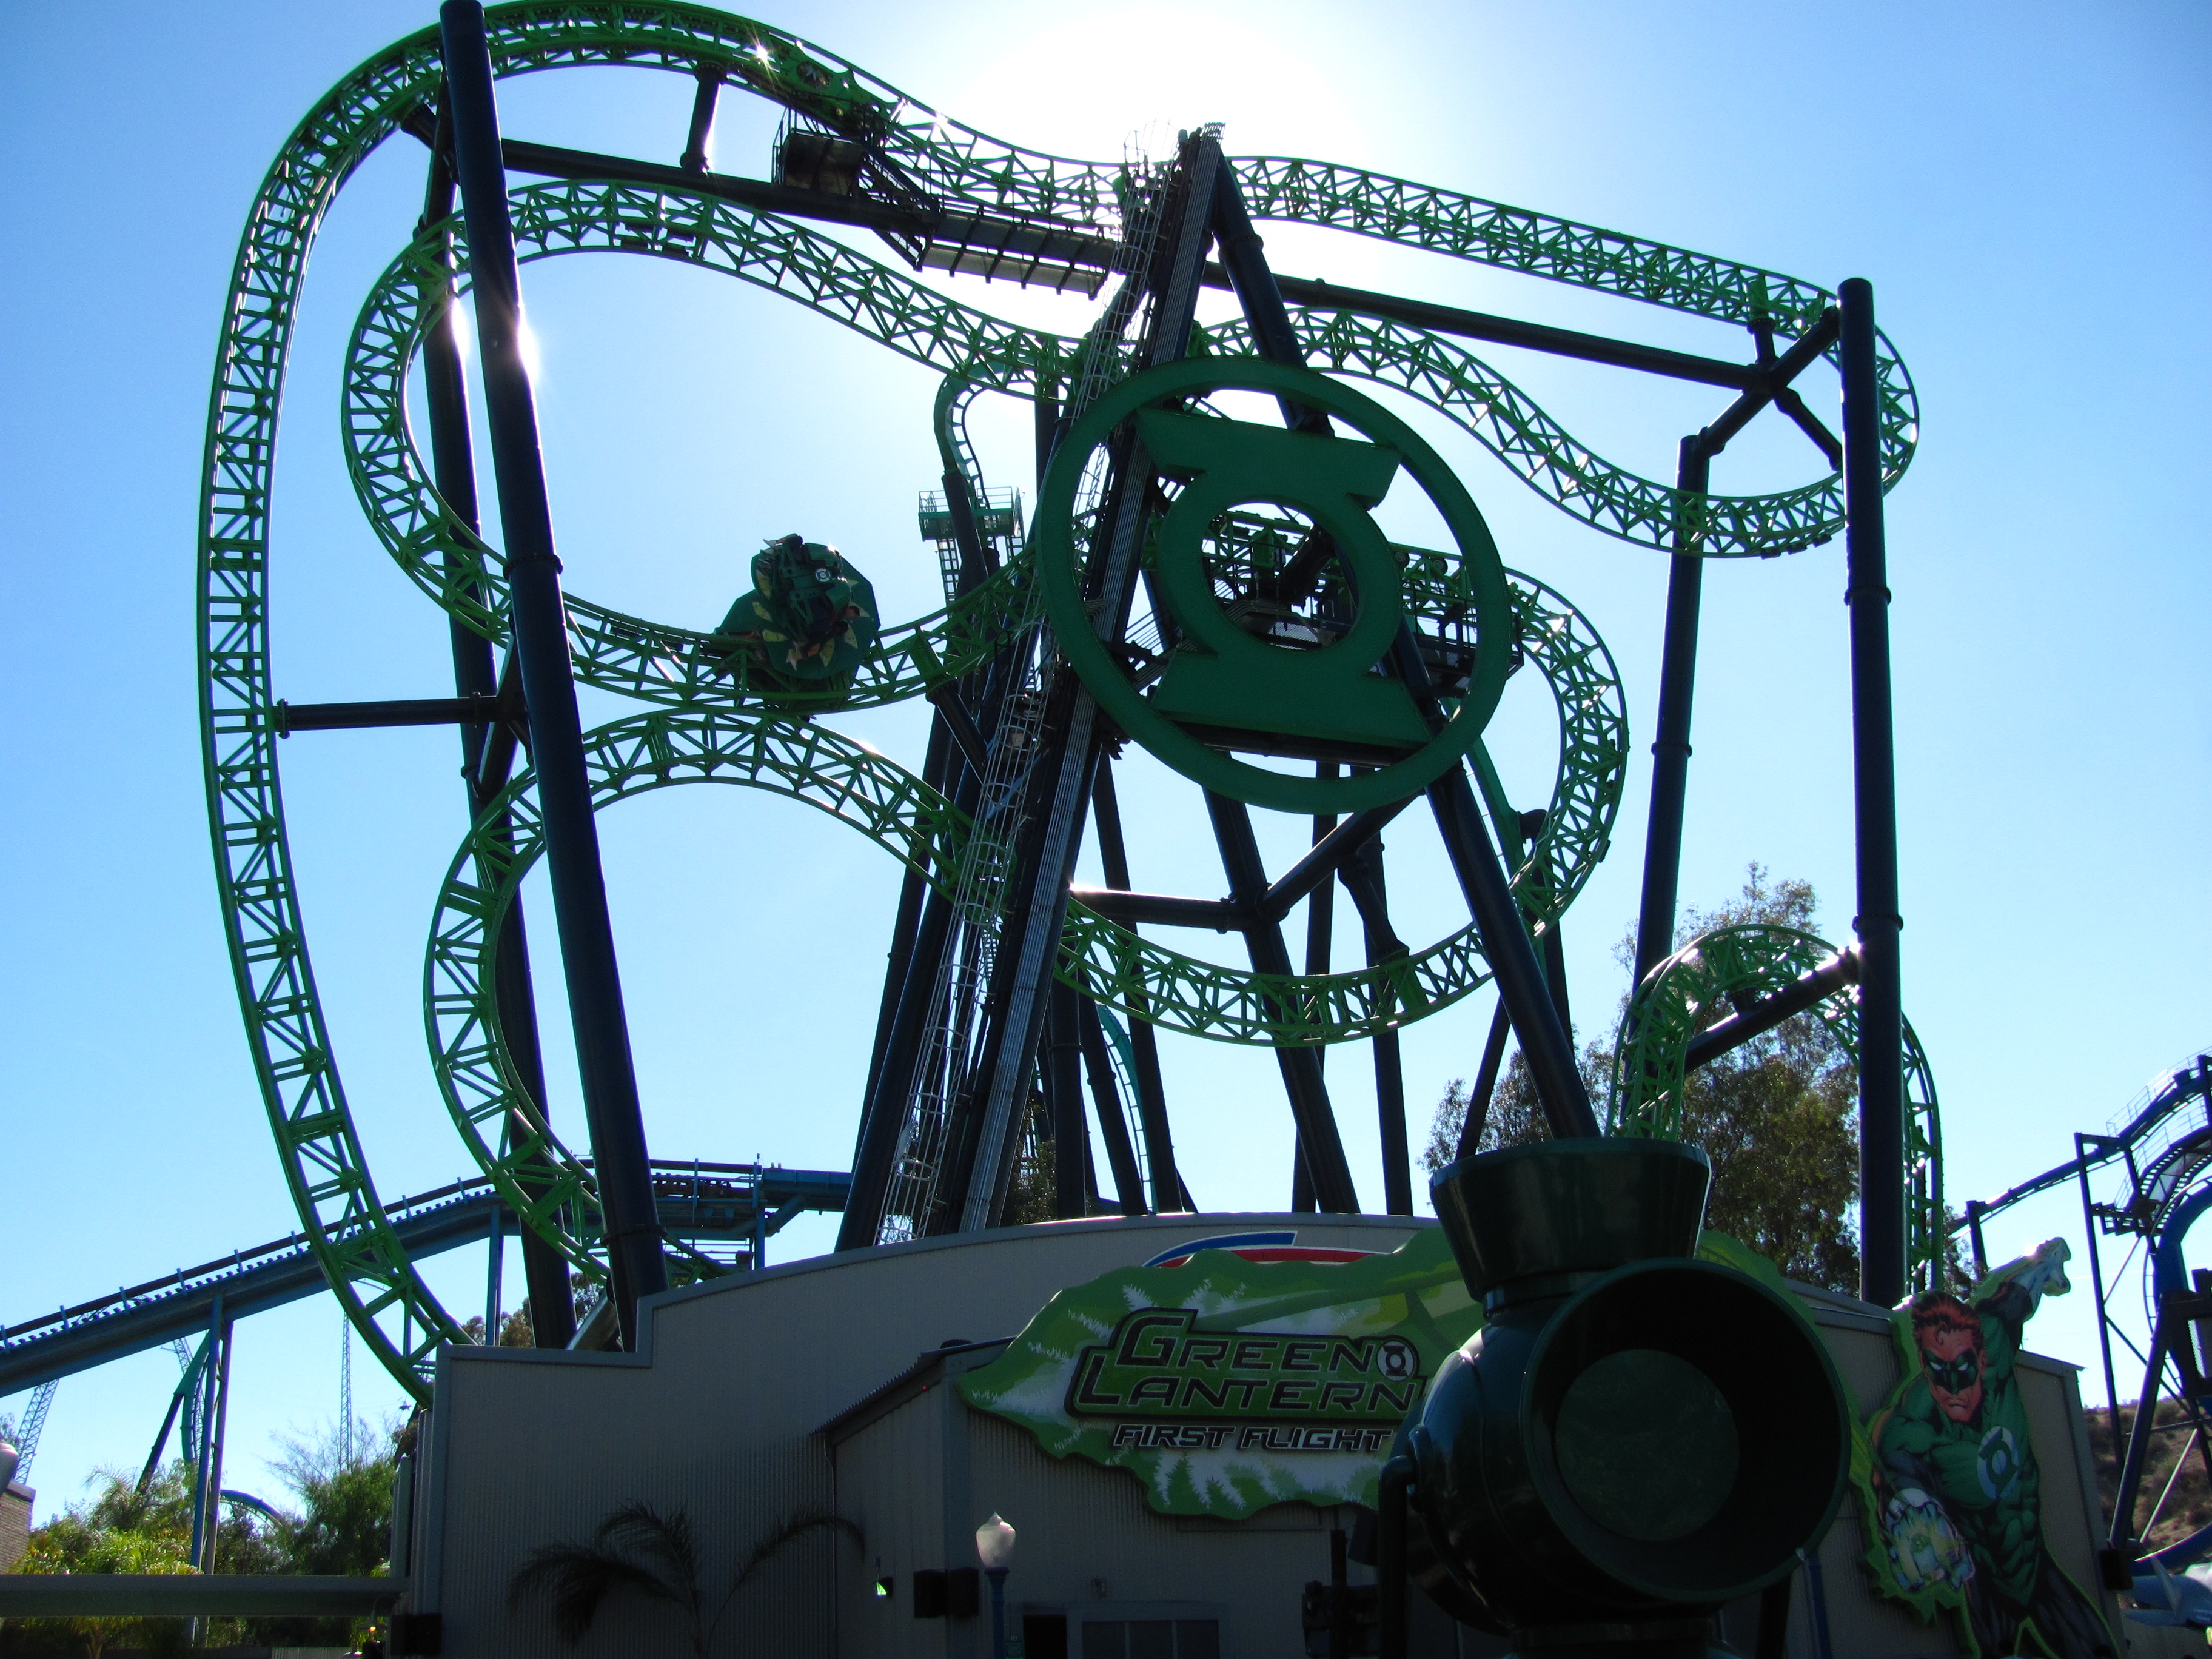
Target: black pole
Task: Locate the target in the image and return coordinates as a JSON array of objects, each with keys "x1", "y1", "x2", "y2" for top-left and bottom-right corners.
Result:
[
  {"x1": 1520, "y1": 811, "x2": 1572, "y2": 1042},
  {"x1": 677, "y1": 69, "x2": 719, "y2": 173},
  {"x1": 2109, "y1": 1313, "x2": 2175, "y2": 1555},
  {"x1": 1208, "y1": 156, "x2": 1589, "y2": 1142},
  {"x1": 1298, "y1": 767, "x2": 1336, "y2": 1213},
  {"x1": 2078, "y1": 1133, "x2": 2123, "y2": 1428},
  {"x1": 1681, "y1": 949, "x2": 1859, "y2": 1073},
  {"x1": 1340, "y1": 837, "x2": 1412, "y2": 1215},
  {"x1": 440, "y1": 1, "x2": 665, "y2": 1344},
  {"x1": 1307, "y1": 779, "x2": 1336, "y2": 1008},
  {"x1": 201, "y1": 1318, "x2": 233, "y2": 1573},
  {"x1": 1965, "y1": 1199, "x2": 1989, "y2": 1280},
  {"x1": 1046, "y1": 980, "x2": 1088, "y2": 1219},
  {"x1": 836, "y1": 748, "x2": 981, "y2": 1250},
  {"x1": 1376, "y1": 1455, "x2": 1412, "y2": 1659},
  {"x1": 1632, "y1": 438, "x2": 1710, "y2": 987},
  {"x1": 1092, "y1": 762, "x2": 1182, "y2": 1212},
  {"x1": 420, "y1": 98, "x2": 574, "y2": 1349},
  {"x1": 1391, "y1": 631, "x2": 1597, "y2": 1138},
  {"x1": 938, "y1": 135, "x2": 1222, "y2": 1233},
  {"x1": 862, "y1": 716, "x2": 948, "y2": 1113},
  {"x1": 1840, "y1": 277, "x2": 1904, "y2": 1309},
  {"x1": 1458, "y1": 1000, "x2": 1513, "y2": 1159},
  {"x1": 1429, "y1": 768, "x2": 1593, "y2": 1136},
  {"x1": 1289, "y1": 1144, "x2": 1318, "y2": 1212},
  {"x1": 1076, "y1": 997, "x2": 1147, "y2": 1215},
  {"x1": 1207, "y1": 791, "x2": 1361, "y2": 1213}
]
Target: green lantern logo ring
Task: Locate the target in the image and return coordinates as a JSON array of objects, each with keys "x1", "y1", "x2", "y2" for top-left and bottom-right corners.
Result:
[{"x1": 1033, "y1": 357, "x2": 1515, "y2": 816}]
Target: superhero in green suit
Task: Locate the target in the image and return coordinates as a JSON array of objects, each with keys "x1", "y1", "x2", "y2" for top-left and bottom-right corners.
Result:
[{"x1": 1873, "y1": 1240, "x2": 2113, "y2": 1657}]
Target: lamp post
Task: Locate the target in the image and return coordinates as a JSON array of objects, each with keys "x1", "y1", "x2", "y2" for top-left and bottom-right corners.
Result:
[{"x1": 976, "y1": 1512, "x2": 1017, "y2": 1658}]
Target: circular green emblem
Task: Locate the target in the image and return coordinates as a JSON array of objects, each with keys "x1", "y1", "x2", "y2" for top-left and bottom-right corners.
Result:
[{"x1": 1033, "y1": 357, "x2": 1513, "y2": 814}]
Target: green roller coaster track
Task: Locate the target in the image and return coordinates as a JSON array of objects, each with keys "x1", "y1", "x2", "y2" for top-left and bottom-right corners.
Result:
[
  {"x1": 421, "y1": 561, "x2": 1628, "y2": 1298},
  {"x1": 198, "y1": 1, "x2": 1925, "y2": 1394},
  {"x1": 1608, "y1": 925, "x2": 1947, "y2": 1291}
]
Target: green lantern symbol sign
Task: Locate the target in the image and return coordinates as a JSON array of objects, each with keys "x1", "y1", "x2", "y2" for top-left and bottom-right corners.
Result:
[{"x1": 1033, "y1": 358, "x2": 1515, "y2": 815}]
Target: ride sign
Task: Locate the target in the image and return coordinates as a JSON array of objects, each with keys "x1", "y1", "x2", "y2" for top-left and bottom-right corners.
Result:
[
  {"x1": 957, "y1": 1228, "x2": 1481, "y2": 1517},
  {"x1": 1031, "y1": 358, "x2": 1516, "y2": 816}
]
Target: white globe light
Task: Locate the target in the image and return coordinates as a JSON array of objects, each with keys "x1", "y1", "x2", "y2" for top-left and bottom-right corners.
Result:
[{"x1": 975, "y1": 1512, "x2": 1017, "y2": 1570}]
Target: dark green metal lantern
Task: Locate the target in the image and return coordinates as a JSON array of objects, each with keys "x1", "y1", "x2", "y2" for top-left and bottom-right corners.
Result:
[{"x1": 1410, "y1": 1139, "x2": 1849, "y2": 1656}]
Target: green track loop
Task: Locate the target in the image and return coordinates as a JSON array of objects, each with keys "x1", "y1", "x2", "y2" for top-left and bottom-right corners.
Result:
[
  {"x1": 1607, "y1": 925, "x2": 1945, "y2": 1291},
  {"x1": 426, "y1": 631, "x2": 1614, "y2": 1278},
  {"x1": 203, "y1": 0, "x2": 1919, "y2": 1394},
  {"x1": 346, "y1": 183, "x2": 1911, "y2": 654}
]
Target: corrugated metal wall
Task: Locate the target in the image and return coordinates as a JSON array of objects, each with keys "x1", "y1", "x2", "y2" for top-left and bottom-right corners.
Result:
[
  {"x1": 414, "y1": 1216, "x2": 2128, "y2": 1658},
  {"x1": 425, "y1": 1214, "x2": 1426, "y2": 1657}
]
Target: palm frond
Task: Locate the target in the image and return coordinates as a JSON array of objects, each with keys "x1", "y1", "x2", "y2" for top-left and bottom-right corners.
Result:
[
  {"x1": 509, "y1": 1540, "x2": 685, "y2": 1644},
  {"x1": 728, "y1": 1510, "x2": 864, "y2": 1594},
  {"x1": 596, "y1": 1500, "x2": 702, "y2": 1594},
  {"x1": 700, "y1": 1511, "x2": 865, "y2": 1653}
]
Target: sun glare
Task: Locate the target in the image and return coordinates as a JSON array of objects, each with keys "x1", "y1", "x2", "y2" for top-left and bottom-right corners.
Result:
[{"x1": 517, "y1": 313, "x2": 543, "y2": 383}]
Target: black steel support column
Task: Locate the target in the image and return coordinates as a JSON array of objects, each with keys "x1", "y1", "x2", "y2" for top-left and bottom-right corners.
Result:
[
  {"x1": 1458, "y1": 1002, "x2": 1513, "y2": 1159},
  {"x1": 1296, "y1": 768, "x2": 1337, "y2": 1213},
  {"x1": 1372, "y1": 899, "x2": 1414, "y2": 1218},
  {"x1": 1208, "y1": 791, "x2": 1361, "y2": 1213},
  {"x1": 1395, "y1": 634, "x2": 1598, "y2": 1138},
  {"x1": 1623, "y1": 308, "x2": 1836, "y2": 991},
  {"x1": 839, "y1": 885, "x2": 957, "y2": 1248},
  {"x1": 940, "y1": 136, "x2": 1224, "y2": 1233},
  {"x1": 862, "y1": 717, "x2": 948, "y2": 1112},
  {"x1": 441, "y1": 2, "x2": 666, "y2": 1344},
  {"x1": 2077, "y1": 1134, "x2": 2123, "y2": 1427},
  {"x1": 1213, "y1": 169, "x2": 1372, "y2": 1205},
  {"x1": 1214, "y1": 154, "x2": 1593, "y2": 1142},
  {"x1": 1289, "y1": 1145, "x2": 1317, "y2": 1212},
  {"x1": 1841, "y1": 277, "x2": 1904, "y2": 1309},
  {"x1": 1305, "y1": 772, "x2": 1337, "y2": 985},
  {"x1": 1964, "y1": 1199, "x2": 1989, "y2": 1280},
  {"x1": 419, "y1": 93, "x2": 573, "y2": 1348},
  {"x1": 1341, "y1": 837, "x2": 1412, "y2": 1215},
  {"x1": 1092, "y1": 762, "x2": 1182, "y2": 1211},
  {"x1": 1047, "y1": 979, "x2": 1088, "y2": 1219},
  {"x1": 1076, "y1": 997, "x2": 1147, "y2": 1215},
  {"x1": 836, "y1": 742, "x2": 982, "y2": 1250},
  {"x1": 1632, "y1": 438, "x2": 1711, "y2": 987},
  {"x1": 677, "y1": 69, "x2": 719, "y2": 173}
]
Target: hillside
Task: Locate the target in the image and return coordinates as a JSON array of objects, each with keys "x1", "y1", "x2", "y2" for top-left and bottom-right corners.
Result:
[{"x1": 2086, "y1": 1401, "x2": 2212, "y2": 1552}]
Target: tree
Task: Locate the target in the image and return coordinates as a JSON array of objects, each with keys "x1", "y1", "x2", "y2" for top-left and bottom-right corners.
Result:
[
  {"x1": 15, "y1": 1503, "x2": 196, "y2": 1659},
  {"x1": 10, "y1": 1418, "x2": 403, "y2": 1656},
  {"x1": 503, "y1": 1272, "x2": 611, "y2": 1347},
  {"x1": 508, "y1": 1503, "x2": 862, "y2": 1655},
  {"x1": 461, "y1": 1307, "x2": 535, "y2": 1347},
  {"x1": 1004, "y1": 1098, "x2": 1059, "y2": 1225},
  {"x1": 247, "y1": 1417, "x2": 399, "y2": 1649},
  {"x1": 1425, "y1": 866, "x2": 1865, "y2": 1293},
  {"x1": 267, "y1": 1425, "x2": 395, "y2": 1577}
]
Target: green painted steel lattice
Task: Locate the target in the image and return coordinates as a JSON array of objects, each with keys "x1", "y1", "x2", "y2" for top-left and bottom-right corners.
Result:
[
  {"x1": 201, "y1": 0, "x2": 1920, "y2": 1395},
  {"x1": 1607, "y1": 925, "x2": 1945, "y2": 1292}
]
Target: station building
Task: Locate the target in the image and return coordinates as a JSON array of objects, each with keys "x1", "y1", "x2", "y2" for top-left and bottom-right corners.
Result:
[{"x1": 395, "y1": 1212, "x2": 2147, "y2": 1658}]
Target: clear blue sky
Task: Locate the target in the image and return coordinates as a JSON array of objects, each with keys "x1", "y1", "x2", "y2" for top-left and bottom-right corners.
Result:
[{"x1": 1, "y1": 2, "x2": 2204, "y2": 1515}]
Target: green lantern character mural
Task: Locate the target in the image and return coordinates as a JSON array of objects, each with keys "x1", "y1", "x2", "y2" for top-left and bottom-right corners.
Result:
[{"x1": 1858, "y1": 1239, "x2": 2116, "y2": 1658}]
